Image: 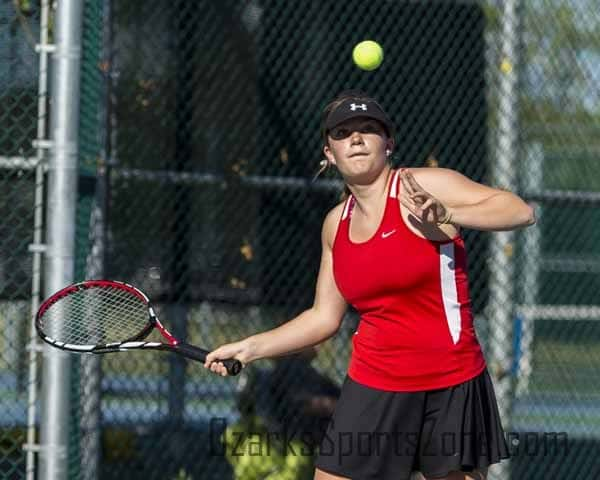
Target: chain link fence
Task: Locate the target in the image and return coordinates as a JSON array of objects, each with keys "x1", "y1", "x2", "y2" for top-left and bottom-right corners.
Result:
[
  {"x1": 0, "y1": 1, "x2": 42, "y2": 479},
  {"x1": 0, "y1": 0, "x2": 599, "y2": 478}
]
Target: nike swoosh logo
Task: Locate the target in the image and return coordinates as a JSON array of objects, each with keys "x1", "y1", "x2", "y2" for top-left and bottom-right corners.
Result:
[{"x1": 381, "y1": 229, "x2": 397, "y2": 239}]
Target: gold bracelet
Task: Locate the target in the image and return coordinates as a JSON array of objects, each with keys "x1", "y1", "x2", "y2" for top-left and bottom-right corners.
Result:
[{"x1": 437, "y1": 210, "x2": 453, "y2": 225}]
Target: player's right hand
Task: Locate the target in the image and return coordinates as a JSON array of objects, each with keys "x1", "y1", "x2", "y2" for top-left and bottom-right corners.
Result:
[{"x1": 204, "y1": 339, "x2": 253, "y2": 376}]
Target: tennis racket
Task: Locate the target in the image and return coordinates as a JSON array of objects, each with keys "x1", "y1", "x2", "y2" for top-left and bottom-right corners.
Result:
[{"x1": 35, "y1": 279, "x2": 242, "y2": 376}]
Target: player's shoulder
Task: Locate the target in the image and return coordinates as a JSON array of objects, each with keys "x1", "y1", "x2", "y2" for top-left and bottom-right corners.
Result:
[
  {"x1": 404, "y1": 166, "x2": 463, "y2": 189},
  {"x1": 405, "y1": 166, "x2": 456, "y2": 178},
  {"x1": 324, "y1": 199, "x2": 346, "y2": 224},
  {"x1": 321, "y1": 199, "x2": 347, "y2": 246}
]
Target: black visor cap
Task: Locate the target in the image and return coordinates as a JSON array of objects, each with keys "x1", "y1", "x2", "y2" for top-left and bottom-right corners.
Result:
[{"x1": 324, "y1": 98, "x2": 394, "y2": 138}]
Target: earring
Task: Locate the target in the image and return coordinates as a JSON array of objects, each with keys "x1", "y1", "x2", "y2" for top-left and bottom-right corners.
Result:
[
  {"x1": 313, "y1": 159, "x2": 330, "y2": 182},
  {"x1": 385, "y1": 150, "x2": 391, "y2": 157}
]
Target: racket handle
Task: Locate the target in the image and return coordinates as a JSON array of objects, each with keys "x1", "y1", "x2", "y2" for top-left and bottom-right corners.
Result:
[{"x1": 173, "y1": 343, "x2": 243, "y2": 376}]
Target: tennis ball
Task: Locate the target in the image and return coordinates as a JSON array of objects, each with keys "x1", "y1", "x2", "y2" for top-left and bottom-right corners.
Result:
[{"x1": 352, "y1": 40, "x2": 384, "y2": 71}]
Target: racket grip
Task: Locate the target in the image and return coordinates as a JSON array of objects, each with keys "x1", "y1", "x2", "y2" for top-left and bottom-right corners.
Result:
[{"x1": 174, "y1": 343, "x2": 243, "y2": 376}]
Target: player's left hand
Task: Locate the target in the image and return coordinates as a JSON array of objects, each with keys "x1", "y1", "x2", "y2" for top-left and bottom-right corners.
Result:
[{"x1": 399, "y1": 169, "x2": 451, "y2": 225}]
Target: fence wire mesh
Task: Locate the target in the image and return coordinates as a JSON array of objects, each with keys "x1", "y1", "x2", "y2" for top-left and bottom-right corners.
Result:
[
  {"x1": 0, "y1": 1, "x2": 41, "y2": 479},
  {"x1": 0, "y1": 0, "x2": 599, "y2": 479}
]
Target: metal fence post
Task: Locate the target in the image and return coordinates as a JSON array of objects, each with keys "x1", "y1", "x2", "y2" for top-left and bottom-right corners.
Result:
[
  {"x1": 488, "y1": 1, "x2": 522, "y2": 479},
  {"x1": 38, "y1": 1, "x2": 83, "y2": 479}
]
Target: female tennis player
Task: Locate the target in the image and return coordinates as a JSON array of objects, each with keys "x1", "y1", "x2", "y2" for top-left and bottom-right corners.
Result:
[{"x1": 205, "y1": 90, "x2": 535, "y2": 480}]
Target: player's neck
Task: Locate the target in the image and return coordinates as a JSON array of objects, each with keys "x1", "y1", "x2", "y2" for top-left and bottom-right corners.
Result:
[{"x1": 348, "y1": 166, "x2": 392, "y2": 217}]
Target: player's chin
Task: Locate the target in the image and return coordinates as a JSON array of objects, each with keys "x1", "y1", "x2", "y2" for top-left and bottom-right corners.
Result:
[
  {"x1": 345, "y1": 163, "x2": 383, "y2": 185},
  {"x1": 346, "y1": 153, "x2": 371, "y2": 164},
  {"x1": 340, "y1": 158, "x2": 369, "y2": 175}
]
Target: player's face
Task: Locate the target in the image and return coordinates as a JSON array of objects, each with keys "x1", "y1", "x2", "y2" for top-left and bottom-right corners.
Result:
[{"x1": 324, "y1": 118, "x2": 392, "y2": 183}]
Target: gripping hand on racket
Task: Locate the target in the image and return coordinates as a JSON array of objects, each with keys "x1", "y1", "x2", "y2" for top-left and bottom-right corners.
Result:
[{"x1": 204, "y1": 340, "x2": 254, "y2": 377}]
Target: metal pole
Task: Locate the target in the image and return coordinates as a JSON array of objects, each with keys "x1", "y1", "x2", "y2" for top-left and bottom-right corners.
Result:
[
  {"x1": 39, "y1": 1, "x2": 83, "y2": 479},
  {"x1": 24, "y1": 1, "x2": 53, "y2": 478},
  {"x1": 488, "y1": 1, "x2": 522, "y2": 479},
  {"x1": 80, "y1": 203, "x2": 103, "y2": 480},
  {"x1": 79, "y1": 0, "x2": 114, "y2": 476},
  {"x1": 515, "y1": 143, "x2": 542, "y2": 397},
  {"x1": 79, "y1": 194, "x2": 106, "y2": 480}
]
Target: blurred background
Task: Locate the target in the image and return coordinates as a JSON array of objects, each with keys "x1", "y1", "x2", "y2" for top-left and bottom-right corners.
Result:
[{"x1": 1, "y1": 0, "x2": 599, "y2": 479}]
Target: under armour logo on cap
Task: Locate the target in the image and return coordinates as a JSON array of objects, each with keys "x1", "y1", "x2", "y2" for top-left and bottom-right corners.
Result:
[{"x1": 350, "y1": 103, "x2": 367, "y2": 111}]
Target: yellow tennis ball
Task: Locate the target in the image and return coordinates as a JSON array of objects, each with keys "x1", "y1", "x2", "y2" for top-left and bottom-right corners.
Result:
[
  {"x1": 352, "y1": 40, "x2": 384, "y2": 71},
  {"x1": 500, "y1": 58, "x2": 513, "y2": 74}
]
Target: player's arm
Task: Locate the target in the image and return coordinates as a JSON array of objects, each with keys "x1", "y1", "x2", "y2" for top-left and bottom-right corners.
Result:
[
  {"x1": 204, "y1": 205, "x2": 347, "y2": 375},
  {"x1": 244, "y1": 211, "x2": 347, "y2": 360},
  {"x1": 404, "y1": 168, "x2": 536, "y2": 231}
]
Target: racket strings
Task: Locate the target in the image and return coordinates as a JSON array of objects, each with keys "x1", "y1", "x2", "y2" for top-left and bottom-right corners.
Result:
[{"x1": 38, "y1": 286, "x2": 150, "y2": 346}]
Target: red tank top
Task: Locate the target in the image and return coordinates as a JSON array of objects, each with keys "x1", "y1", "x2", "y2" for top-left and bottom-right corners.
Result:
[{"x1": 332, "y1": 170, "x2": 486, "y2": 391}]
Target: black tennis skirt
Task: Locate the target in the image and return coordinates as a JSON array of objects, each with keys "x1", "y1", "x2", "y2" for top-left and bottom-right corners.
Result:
[{"x1": 314, "y1": 368, "x2": 509, "y2": 479}]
